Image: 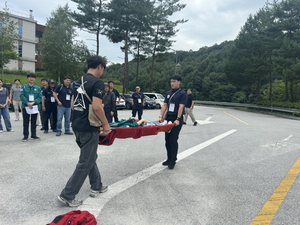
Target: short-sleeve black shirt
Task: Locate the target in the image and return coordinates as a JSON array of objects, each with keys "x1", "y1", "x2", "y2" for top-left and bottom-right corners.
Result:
[
  {"x1": 43, "y1": 87, "x2": 57, "y2": 104},
  {"x1": 72, "y1": 73, "x2": 104, "y2": 132},
  {"x1": 111, "y1": 89, "x2": 120, "y2": 100},
  {"x1": 131, "y1": 92, "x2": 145, "y2": 106},
  {"x1": 54, "y1": 84, "x2": 73, "y2": 108},
  {"x1": 186, "y1": 94, "x2": 195, "y2": 108},
  {"x1": 164, "y1": 88, "x2": 188, "y2": 116}
]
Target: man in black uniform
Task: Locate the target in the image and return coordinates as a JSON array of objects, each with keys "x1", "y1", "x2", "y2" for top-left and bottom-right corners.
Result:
[
  {"x1": 102, "y1": 83, "x2": 116, "y2": 123},
  {"x1": 131, "y1": 86, "x2": 145, "y2": 120},
  {"x1": 42, "y1": 79, "x2": 57, "y2": 133},
  {"x1": 58, "y1": 56, "x2": 110, "y2": 207},
  {"x1": 39, "y1": 78, "x2": 48, "y2": 130},
  {"x1": 159, "y1": 75, "x2": 188, "y2": 169},
  {"x1": 108, "y1": 81, "x2": 121, "y2": 122}
]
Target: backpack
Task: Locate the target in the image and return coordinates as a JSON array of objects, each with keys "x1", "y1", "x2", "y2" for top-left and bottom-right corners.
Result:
[{"x1": 47, "y1": 210, "x2": 97, "y2": 225}]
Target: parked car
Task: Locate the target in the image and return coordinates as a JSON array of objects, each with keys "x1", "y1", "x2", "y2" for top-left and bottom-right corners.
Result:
[
  {"x1": 143, "y1": 93, "x2": 165, "y2": 109},
  {"x1": 116, "y1": 96, "x2": 126, "y2": 109},
  {"x1": 121, "y1": 93, "x2": 132, "y2": 109},
  {"x1": 144, "y1": 95, "x2": 156, "y2": 109}
]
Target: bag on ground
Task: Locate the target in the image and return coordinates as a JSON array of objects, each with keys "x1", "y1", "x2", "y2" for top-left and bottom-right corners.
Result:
[{"x1": 47, "y1": 210, "x2": 97, "y2": 225}]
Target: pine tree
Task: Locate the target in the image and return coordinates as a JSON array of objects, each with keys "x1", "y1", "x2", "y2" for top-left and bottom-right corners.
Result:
[{"x1": 70, "y1": 0, "x2": 107, "y2": 56}]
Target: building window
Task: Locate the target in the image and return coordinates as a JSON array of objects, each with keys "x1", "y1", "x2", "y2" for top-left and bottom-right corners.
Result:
[
  {"x1": 18, "y1": 45, "x2": 22, "y2": 57},
  {"x1": 18, "y1": 26, "x2": 22, "y2": 38}
]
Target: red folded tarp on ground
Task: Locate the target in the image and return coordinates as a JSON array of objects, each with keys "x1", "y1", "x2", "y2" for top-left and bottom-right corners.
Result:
[{"x1": 98, "y1": 123, "x2": 175, "y2": 146}]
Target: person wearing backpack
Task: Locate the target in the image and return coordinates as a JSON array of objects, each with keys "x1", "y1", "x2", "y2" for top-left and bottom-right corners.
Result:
[
  {"x1": 58, "y1": 56, "x2": 110, "y2": 207},
  {"x1": 53, "y1": 77, "x2": 73, "y2": 136}
]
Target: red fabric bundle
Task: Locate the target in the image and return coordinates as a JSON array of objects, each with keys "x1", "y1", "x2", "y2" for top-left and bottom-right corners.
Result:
[{"x1": 98, "y1": 123, "x2": 174, "y2": 146}]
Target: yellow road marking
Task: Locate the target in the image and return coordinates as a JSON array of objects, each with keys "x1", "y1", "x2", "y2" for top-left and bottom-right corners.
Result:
[
  {"x1": 250, "y1": 157, "x2": 300, "y2": 225},
  {"x1": 223, "y1": 111, "x2": 249, "y2": 125}
]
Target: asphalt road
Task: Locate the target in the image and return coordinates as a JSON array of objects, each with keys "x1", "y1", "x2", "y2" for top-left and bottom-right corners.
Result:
[{"x1": 0, "y1": 106, "x2": 300, "y2": 225}]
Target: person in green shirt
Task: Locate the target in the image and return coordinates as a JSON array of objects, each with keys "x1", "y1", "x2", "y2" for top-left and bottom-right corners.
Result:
[{"x1": 20, "y1": 73, "x2": 42, "y2": 141}]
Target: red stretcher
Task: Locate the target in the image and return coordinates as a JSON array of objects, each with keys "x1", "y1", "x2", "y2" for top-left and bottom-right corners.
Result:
[{"x1": 98, "y1": 123, "x2": 175, "y2": 146}]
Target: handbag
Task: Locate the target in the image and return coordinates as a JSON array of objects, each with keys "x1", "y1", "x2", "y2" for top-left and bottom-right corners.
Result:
[{"x1": 81, "y1": 76, "x2": 102, "y2": 127}]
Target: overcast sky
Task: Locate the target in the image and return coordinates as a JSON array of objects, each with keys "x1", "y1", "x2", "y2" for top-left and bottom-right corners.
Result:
[{"x1": 5, "y1": 0, "x2": 268, "y2": 63}]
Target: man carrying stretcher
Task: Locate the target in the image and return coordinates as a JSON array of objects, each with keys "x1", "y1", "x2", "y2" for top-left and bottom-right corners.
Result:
[{"x1": 159, "y1": 75, "x2": 188, "y2": 169}]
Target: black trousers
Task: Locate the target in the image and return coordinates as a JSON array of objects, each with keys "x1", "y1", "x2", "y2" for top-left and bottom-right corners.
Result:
[
  {"x1": 105, "y1": 110, "x2": 112, "y2": 123},
  {"x1": 44, "y1": 102, "x2": 57, "y2": 131},
  {"x1": 39, "y1": 106, "x2": 47, "y2": 129},
  {"x1": 132, "y1": 105, "x2": 143, "y2": 120},
  {"x1": 60, "y1": 131, "x2": 103, "y2": 200},
  {"x1": 22, "y1": 109, "x2": 38, "y2": 138},
  {"x1": 165, "y1": 115, "x2": 183, "y2": 162},
  {"x1": 113, "y1": 108, "x2": 119, "y2": 122}
]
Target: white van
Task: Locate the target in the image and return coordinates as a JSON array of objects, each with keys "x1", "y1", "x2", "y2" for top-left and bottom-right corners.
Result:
[{"x1": 143, "y1": 93, "x2": 165, "y2": 109}]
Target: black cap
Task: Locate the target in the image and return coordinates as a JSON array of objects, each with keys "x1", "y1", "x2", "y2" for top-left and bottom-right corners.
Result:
[{"x1": 49, "y1": 79, "x2": 55, "y2": 83}]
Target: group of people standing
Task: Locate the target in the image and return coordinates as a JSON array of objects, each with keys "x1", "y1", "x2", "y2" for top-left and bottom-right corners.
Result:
[
  {"x1": 1, "y1": 55, "x2": 199, "y2": 208},
  {"x1": 0, "y1": 74, "x2": 75, "y2": 140}
]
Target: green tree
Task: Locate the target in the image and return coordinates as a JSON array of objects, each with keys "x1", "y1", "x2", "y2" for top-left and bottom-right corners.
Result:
[
  {"x1": 148, "y1": 0, "x2": 187, "y2": 91},
  {"x1": 70, "y1": 0, "x2": 107, "y2": 56},
  {"x1": 273, "y1": 0, "x2": 300, "y2": 102},
  {"x1": 40, "y1": 5, "x2": 89, "y2": 83},
  {"x1": 0, "y1": 2, "x2": 19, "y2": 78},
  {"x1": 104, "y1": 0, "x2": 151, "y2": 93}
]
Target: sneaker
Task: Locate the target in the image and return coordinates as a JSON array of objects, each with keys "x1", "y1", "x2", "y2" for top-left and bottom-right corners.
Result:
[
  {"x1": 22, "y1": 137, "x2": 28, "y2": 142},
  {"x1": 183, "y1": 122, "x2": 186, "y2": 125},
  {"x1": 168, "y1": 162, "x2": 176, "y2": 169},
  {"x1": 44, "y1": 130, "x2": 48, "y2": 134},
  {"x1": 8, "y1": 129, "x2": 14, "y2": 132},
  {"x1": 31, "y1": 136, "x2": 41, "y2": 140},
  {"x1": 193, "y1": 122, "x2": 198, "y2": 126},
  {"x1": 56, "y1": 132, "x2": 61, "y2": 136},
  {"x1": 90, "y1": 185, "x2": 108, "y2": 198},
  {"x1": 58, "y1": 195, "x2": 83, "y2": 207},
  {"x1": 52, "y1": 129, "x2": 57, "y2": 132},
  {"x1": 64, "y1": 132, "x2": 74, "y2": 135},
  {"x1": 162, "y1": 160, "x2": 170, "y2": 166},
  {"x1": 0, "y1": 130, "x2": 3, "y2": 133}
]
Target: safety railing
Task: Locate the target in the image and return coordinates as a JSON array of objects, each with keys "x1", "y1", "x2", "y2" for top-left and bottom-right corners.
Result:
[{"x1": 195, "y1": 101, "x2": 300, "y2": 115}]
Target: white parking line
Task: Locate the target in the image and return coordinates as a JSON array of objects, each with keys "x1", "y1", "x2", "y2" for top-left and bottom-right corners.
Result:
[{"x1": 77, "y1": 129, "x2": 237, "y2": 217}]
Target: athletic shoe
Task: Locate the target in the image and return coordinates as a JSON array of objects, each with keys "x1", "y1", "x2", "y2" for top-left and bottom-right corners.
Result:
[
  {"x1": 22, "y1": 137, "x2": 28, "y2": 142},
  {"x1": 193, "y1": 122, "x2": 198, "y2": 126},
  {"x1": 64, "y1": 132, "x2": 74, "y2": 135},
  {"x1": 58, "y1": 195, "x2": 83, "y2": 207},
  {"x1": 90, "y1": 185, "x2": 108, "y2": 198},
  {"x1": 44, "y1": 130, "x2": 48, "y2": 134},
  {"x1": 0, "y1": 130, "x2": 3, "y2": 133},
  {"x1": 8, "y1": 129, "x2": 14, "y2": 132},
  {"x1": 56, "y1": 132, "x2": 61, "y2": 136}
]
